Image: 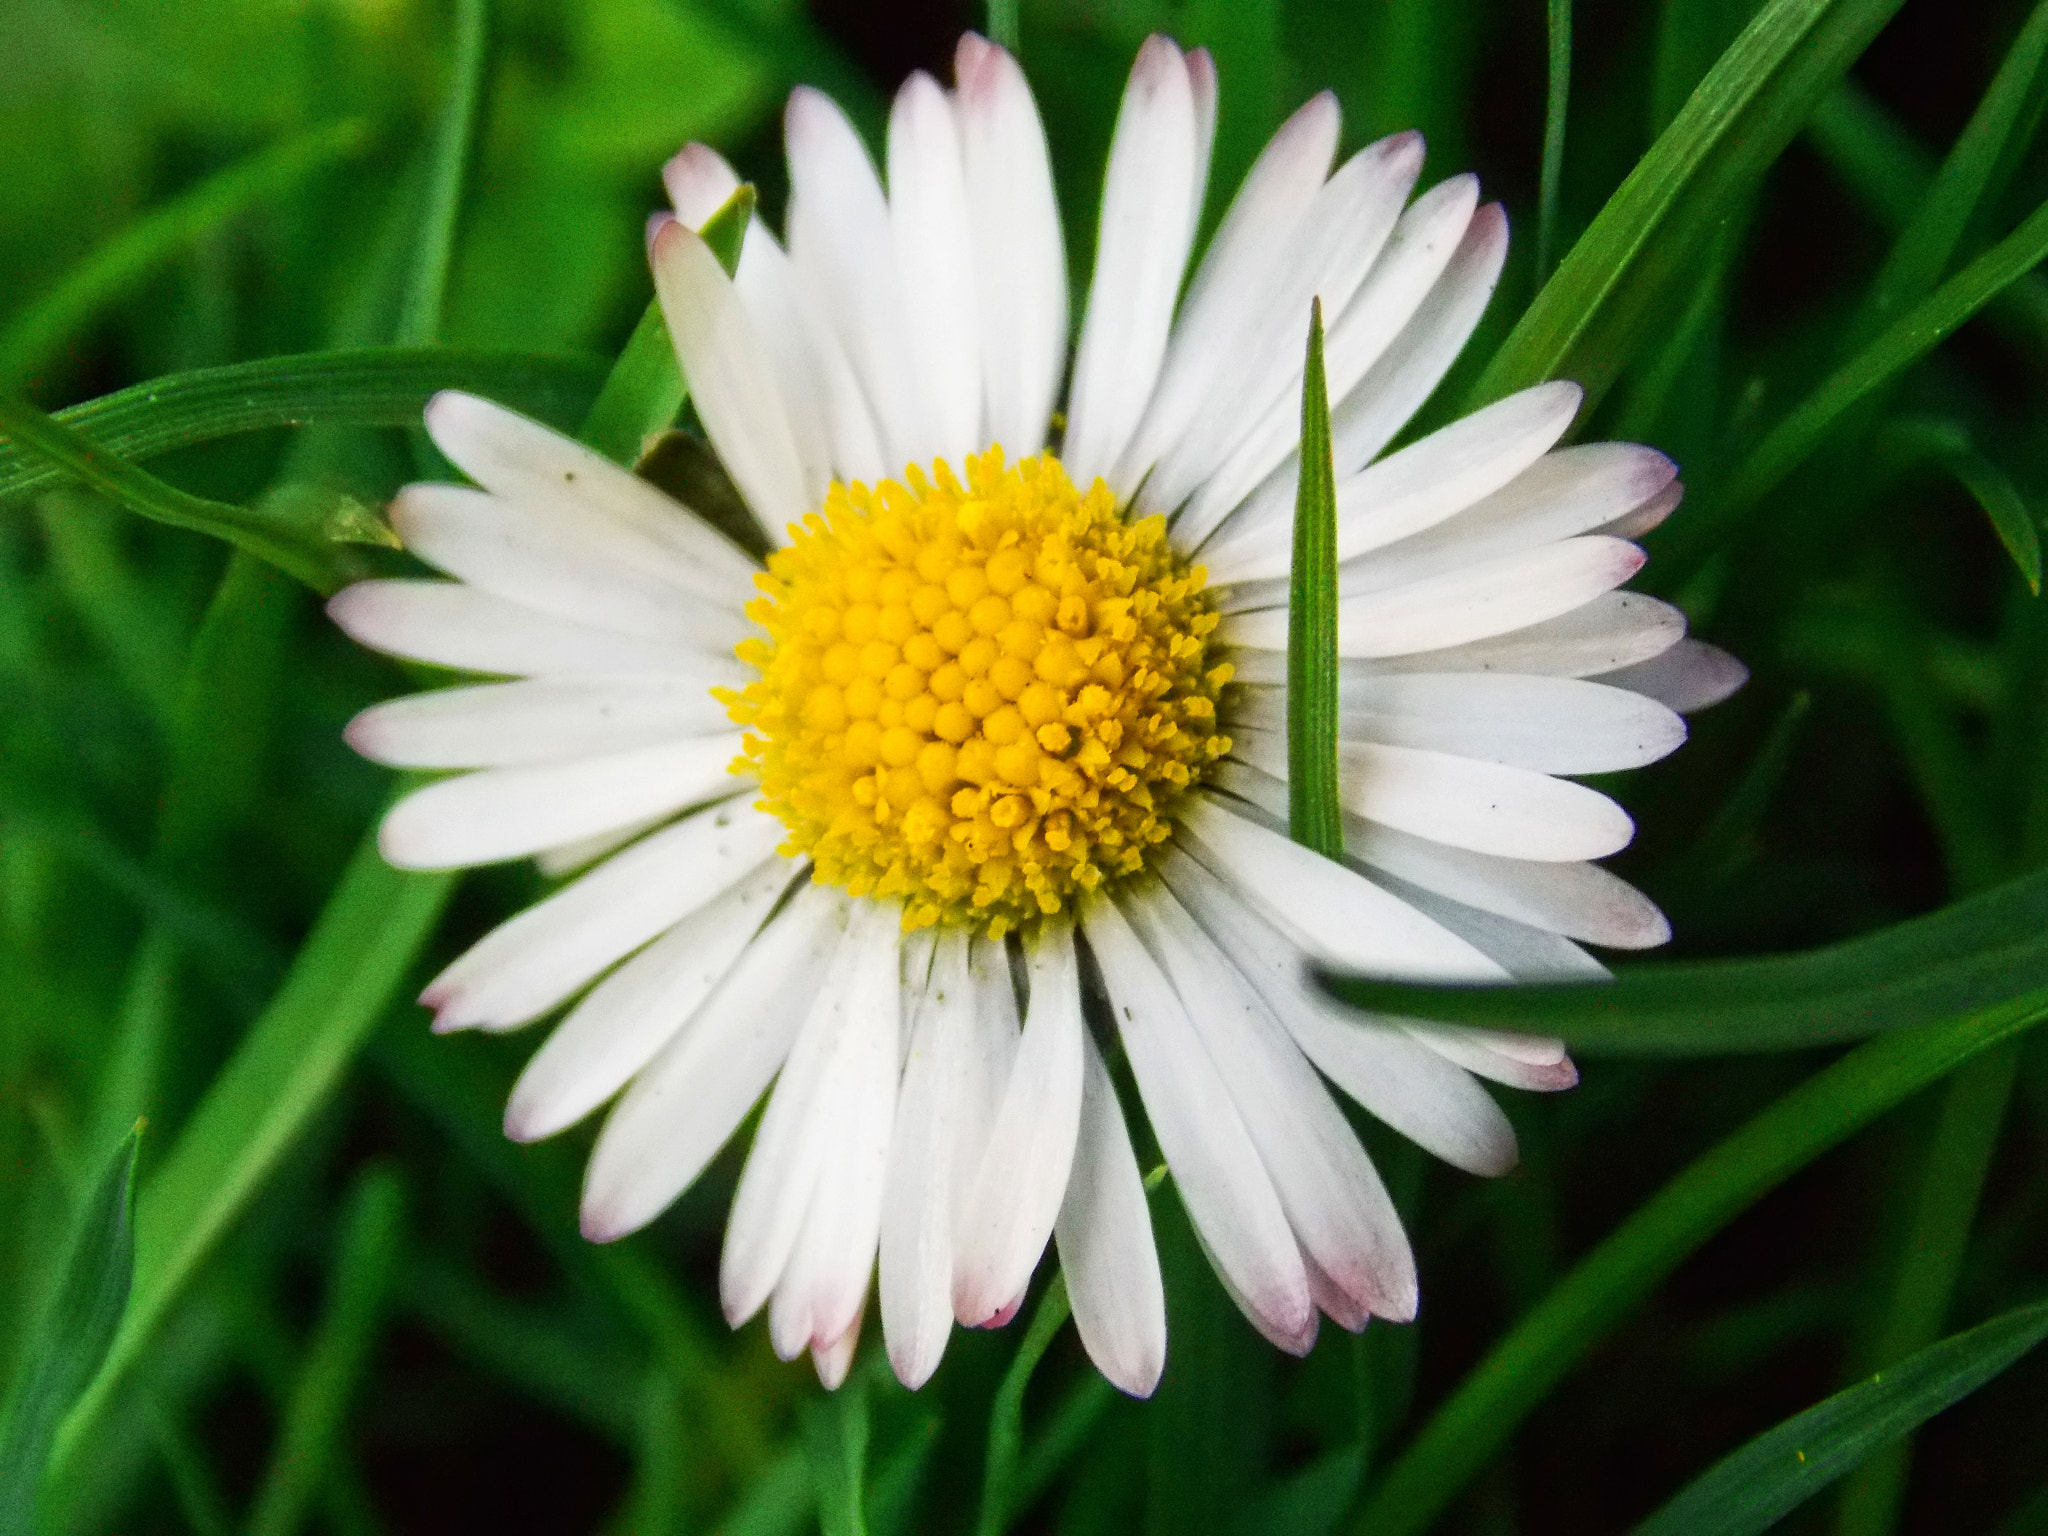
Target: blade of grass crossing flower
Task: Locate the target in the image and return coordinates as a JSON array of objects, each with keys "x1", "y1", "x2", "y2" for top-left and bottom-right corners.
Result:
[
  {"x1": 1857, "y1": 0, "x2": 2048, "y2": 336},
  {"x1": 0, "y1": 349, "x2": 608, "y2": 503},
  {"x1": 1537, "y1": 0, "x2": 1572, "y2": 281},
  {"x1": 50, "y1": 831, "x2": 453, "y2": 1479},
  {"x1": 579, "y1": 185, "x2": 755, "y2": 468},
  {"x1": 1831, "y1": 1044, "x2": 2022, "y2": 1536},
  {"x1": 1317, "y1": 865, "x2": 2048, "y2": 1052},
  {"x1": 1683, "y1": 193, "x2": 2048, "y2": 560},
  {"x1": 1288, "y1": 299, "x2": 1342, "y2": 861},
  {"x1": 0, "y1": 394, "x2": 362, "y2": 591},
  {"x1": 0, "y1": 120, "x2": 371, "y2": 388},
  {"x1": 1468, "y1": 0, "x2": 1903, "y2": 412},
  {"x1": 802, "y1": 1375, "x2": 870, "y2": 1536},
  {"x1": 0, "y1": 1126, "x2": 137, "y2": 1536},
  {"x1": 1638, "y1": 1296, "x2": 2048, "y2": 1536},
  {"x1": 393, "y1": 0, "x2": 488, "y2": 347},
  {"x1": 1345, "y1": 991, "x2": 2048, "y2": 1536},
  {"x1": 246, "y1": 1166, "x2": 406, "y2": 1536},
  {"x1": 978, "y1": 1275, "x2": 1073, "y2": 1536}
]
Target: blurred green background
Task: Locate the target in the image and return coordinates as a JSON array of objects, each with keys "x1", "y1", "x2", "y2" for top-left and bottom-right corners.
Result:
[{"x1": 3, "y1": 0, "x2": 2048, "y2": 1532}]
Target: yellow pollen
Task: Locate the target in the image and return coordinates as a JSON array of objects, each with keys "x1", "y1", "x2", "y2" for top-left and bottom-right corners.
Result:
[{"x1": 725, "y1": 447, "x2": 1233, "y2": 936}]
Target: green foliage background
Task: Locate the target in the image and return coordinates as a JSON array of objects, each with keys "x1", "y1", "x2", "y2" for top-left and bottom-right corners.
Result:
[{"x1": 3, "y1": 0, "x2": 2048, "y2": 1531}]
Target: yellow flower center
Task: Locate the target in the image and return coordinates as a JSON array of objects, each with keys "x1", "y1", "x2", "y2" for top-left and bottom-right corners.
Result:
[{"x1": 726, "y1": 448, "x2": 1232, "y2": 935}]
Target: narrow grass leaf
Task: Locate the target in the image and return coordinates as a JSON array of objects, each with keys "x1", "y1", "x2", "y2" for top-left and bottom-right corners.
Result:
[
  {"x1": 1690, "y1": 193, "x2": 2048, "y2": 554},
  {"x1": 1317, "y1": 864, "x2": 2048, "y2": 1054},
  {"x1": 0, "y1": 349, "x2": 607, "y2": 503},
  {"x1": 1537, "y1": 0, "x2": 1573, "y2": 281},
  {"x1": 0, "y1": 121, "x2": 371, "y2": 387},
  {"x1": 1948, "y1": 444, "x2": 2041, "y2": 594},
  {"x1": 394, "y1": 0, "x2": 488, "y2": 347},
  {"x1": 1288, "y1": 298, "x2": 1342, "y2": 861},
  {"x1": 1470, "y1": 0, "x2": 1903, "y2": 411},
  {"x1": 0, "y1": 395, "x2": 362, "y2": 591},
  {"x1": 870, "y1": 1414, "x2": 941, "y2": 1536},
  {"x1": 715, "y1": 1448, "x2": 814, "y2": 1536},
  {"x1": 1347, "y1": 991, "x2": 2048, "y2": 1536},
  {"x1": 246, "y1": 1167, "x2": 406, "y2": 1536},
  {"x1": 803, "y1": 1377, "x2": 870, "y2": 1536},
  {"x1": 978, "y1": 1275, "x2": 1073, "y2": 1536},
  {"x1": 986, "y1": 0, "x2": 1021, "y2": 53},
  {"x1": 0, "y1": 1126, "x2": 138, "y2": 1536},
  {"x1": 1637, "y1": 1296, "x2": 2048, "y2": 1536},
  {"x1": 579, "y1": 185, "x2": 754, "y2": 467},
  {"x1": 51, "y1": 831, "x2": 453, "y2": 1475}
]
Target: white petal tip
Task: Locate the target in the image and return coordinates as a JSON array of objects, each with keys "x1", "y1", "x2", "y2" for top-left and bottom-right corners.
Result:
[
  {"x1": 579, "y1": 1205, "x2": 635, "y2": 1244},
  {"x1": 645, "y1": 210, "x2": 678, "y2": 257}
]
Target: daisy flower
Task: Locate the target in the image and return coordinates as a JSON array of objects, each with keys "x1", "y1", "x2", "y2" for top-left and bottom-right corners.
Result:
[{"x1": 329, "y1": 33, "x2": 1742, "y2": 1397}]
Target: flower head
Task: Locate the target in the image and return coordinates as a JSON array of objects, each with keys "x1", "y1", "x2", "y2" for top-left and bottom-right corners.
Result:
[{"x1": 331, "y1": 33, "x2": 1741, "y2": 1396}]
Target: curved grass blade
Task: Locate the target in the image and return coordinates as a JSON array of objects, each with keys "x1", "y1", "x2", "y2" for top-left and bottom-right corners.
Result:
[
  {"x1": 50, "y1": 829, "x2": 453, "y2": 1479},
  {"x1": 977, "y1": 1275, "x2": 1073, "y2": 1536},
  {"x1": 394, "y1": 0, "x2": 489, "y2": 348},
  {"x1": 1345, "y1": 991, "x2": 2048, "y2": 1536},
  {"x1": 0, "y1": 1126, "x2": 138, "y2": 1536},
  {"x1": 1636, "y1": 1296, "x2": 2048, "y2": 1536},
  {"x1": 1317, "y1": 865, "x2": 2048, "y2": 1054},
  {"x1": 0, "y1": 349, "x2": 608, "y2": 503},
  {"x1": 246, "y1": 1167, "x2": 406, "y2": 1536},
  {"x1": 1678, "y1": 193, "x2": 2048, "y2": 561},
  {"x1": 803, "y1": 1375, "x2": 869, "y2": 1536},
  {"x1": 1537, "y1": 0, "x2": 1573, "y2": 281},
  {"x1": 0, "y1": 121, "x2": 372, "y2": 387},
  {"x1": 1288, "y1": 298, "x2": 1342, "y2": 860},
  {"x1": 1469, "y1": 0, "x2": 1903, "y2": 412},
  {"x1": 579, "y1": 185, "x2": 754, "y2": 467}
]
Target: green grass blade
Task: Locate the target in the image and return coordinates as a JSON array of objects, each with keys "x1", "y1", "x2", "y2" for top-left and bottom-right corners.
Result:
[
  {"x1": 246, "y1": 1167, "x2": 406, "y2": 1536},
  {"x1": 0, "y1": 395, "x2": 362, "y2": 591},
  {"x1": 578, "y1": 185, "x2": 754, "y2": 467},
  {"x1": 1537, "y1": 0, "x2": 1573, "y2": 281},
  {"x1": 1857, "y1": 0, "x2": 2048, "y2": 334},
  {"x1": 1685, "y1": 193, "x2": 2048, "y2": 557},
  {"x1": 0, "y1": 121, "x2": 371, "y2": 388},
  {"x1": 50, "y1": 831, "x2": 453, "y2": 1477},
  {"x1": 394, "y1": 0, "x2": 488, "y2": 347},
  {"x1": 1288, "y1": 299, "x2": 1342, "y2": 861},
  {"x1": 715, "y1": 1448, "x2": 814, "y2": 1536},
  {"x1": 0, "y1": 1126, "x2": 138, "y2": 1536},
  {"x1": 1944, "y1": 440, "x2": 2041, "y2": 595},
  {"x1": 977, "y1": 1275, "x2": 1073, "y2": 1536},
  {"x1": 986, "y1": 0, "x2": 1021, "y2": 52},
  {"x1": 1316, "y1": 864, "x2": 2048, "y2": 1053},
  {"x1": 1637, "y1": 1294, "x2": 2048, "y2": 1536},
  {"x1": 803, "y1": 1377, "x2": 870, "y2": 1536},
  {"x1": 1469, "y1": 0, "x2": 1902, "y2": 411},
  {"x1": 0, "y1": 349, "x2": 607, "y2": 503},
  {"x1": 1346, "y1": 991, "x2": 2048, "y2": 1536}
]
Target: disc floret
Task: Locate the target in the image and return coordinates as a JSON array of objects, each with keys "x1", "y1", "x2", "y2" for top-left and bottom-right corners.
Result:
[{"x1": 727, "y1": 448, "x2": 1231, "y2": 934}]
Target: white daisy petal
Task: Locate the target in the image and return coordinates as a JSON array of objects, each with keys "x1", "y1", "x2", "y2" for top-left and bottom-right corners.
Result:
[
  {"x1": 1595, "y1": 638, "x2": 1749, "y2": 713},
  {"x1": 1129, "y1": 882, "x2": 1420, "y2": 1322},
  {"x1": 954, "y1": 35, "x2": 1066, "y2": 454},
  {"x1": 1140, "y1": 131, "x2": 1423, "y2": 516},
  {"x1": 506, "y1": 859, "x2": 796, "y2": 1142},
  {"x1": 1225, "y1": 730, "x2": 1634, "y2": 862},
  {"x1": 345, "y1": 674, "x2": 737, "y2": 770},
  {"x1": 721, "y1": 897, "x2": 898, "y2": 1328},
  {"x1": 418, "y1": 795, "x2": 782, "y2": 1030},
  {"x1": 1082, "y1": 894, "x2": 1315, "y2": 1354},
  {"x1": 579, "y1": 884, "x2": 848, "y2": 1242},
  {"x1": 787, "y1": 88, "x2": 931, "y2": 467},
  {"x1": 880, "y1": 933, "x2": 973, "y2": 1388},
  {"x1": 1404, "y1": 1023, "x2": 1581, "y2": 1093},
  {"x1": 1221, "y1": 536, "x2": 1648, "y2": 658},
  {"x1": 1158, "y1": 846, "x2": 1518, "y2": 1180},
  {"x1": 329, "y1": 580, "x2": 743, "y2": 681},
  {"x1": 953, "y1": 916, "x2": 1084, "y2": 1327},
  {"x1": 651, "y1": 219, "x2": 812, "y2": 535},
  {"x1": 889, "y1": 72, "x2": 984, "y2": 464},
  {"x1": 1178, "y1": 795, "x2": 1506, "y2": 979},
  {"x1": 1055, "y1": 1028, "x2": 1167, "y2": 1397},
  {"x1": 661, "y1": 141, "x2": 740, "y2": 225},
  {"x1": 1374, "y1": 872, "x2": 1609, "y2": 983},
  {"x1": 1061, "y1": 35, "x2": 1208, "y2": 488},
  {"x1": 377, "y1": 736, "x2": 749, "y2": 871},
  {"x1": 420, "y1": 391, "x2": 760, "y2": 595},
  {"x1": 1203, "y1": 381, "x2": 1582, "y2": 584},
  {"x1": 1596, "y1": 478, "x2": 1685, "y2": 540},
  {"x1": 1224, "y1": 672, "x2": 1686, "y2": 774},
  {"x1": 1369, "y1": 589, "x2": 1689, "y2": 678},
  {"x1": 811, "y1": 1308, "x2": 864, "y2": 1390},
  {"x1": 392, "y1": 483, "x2": 745, "y2": 650}
]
